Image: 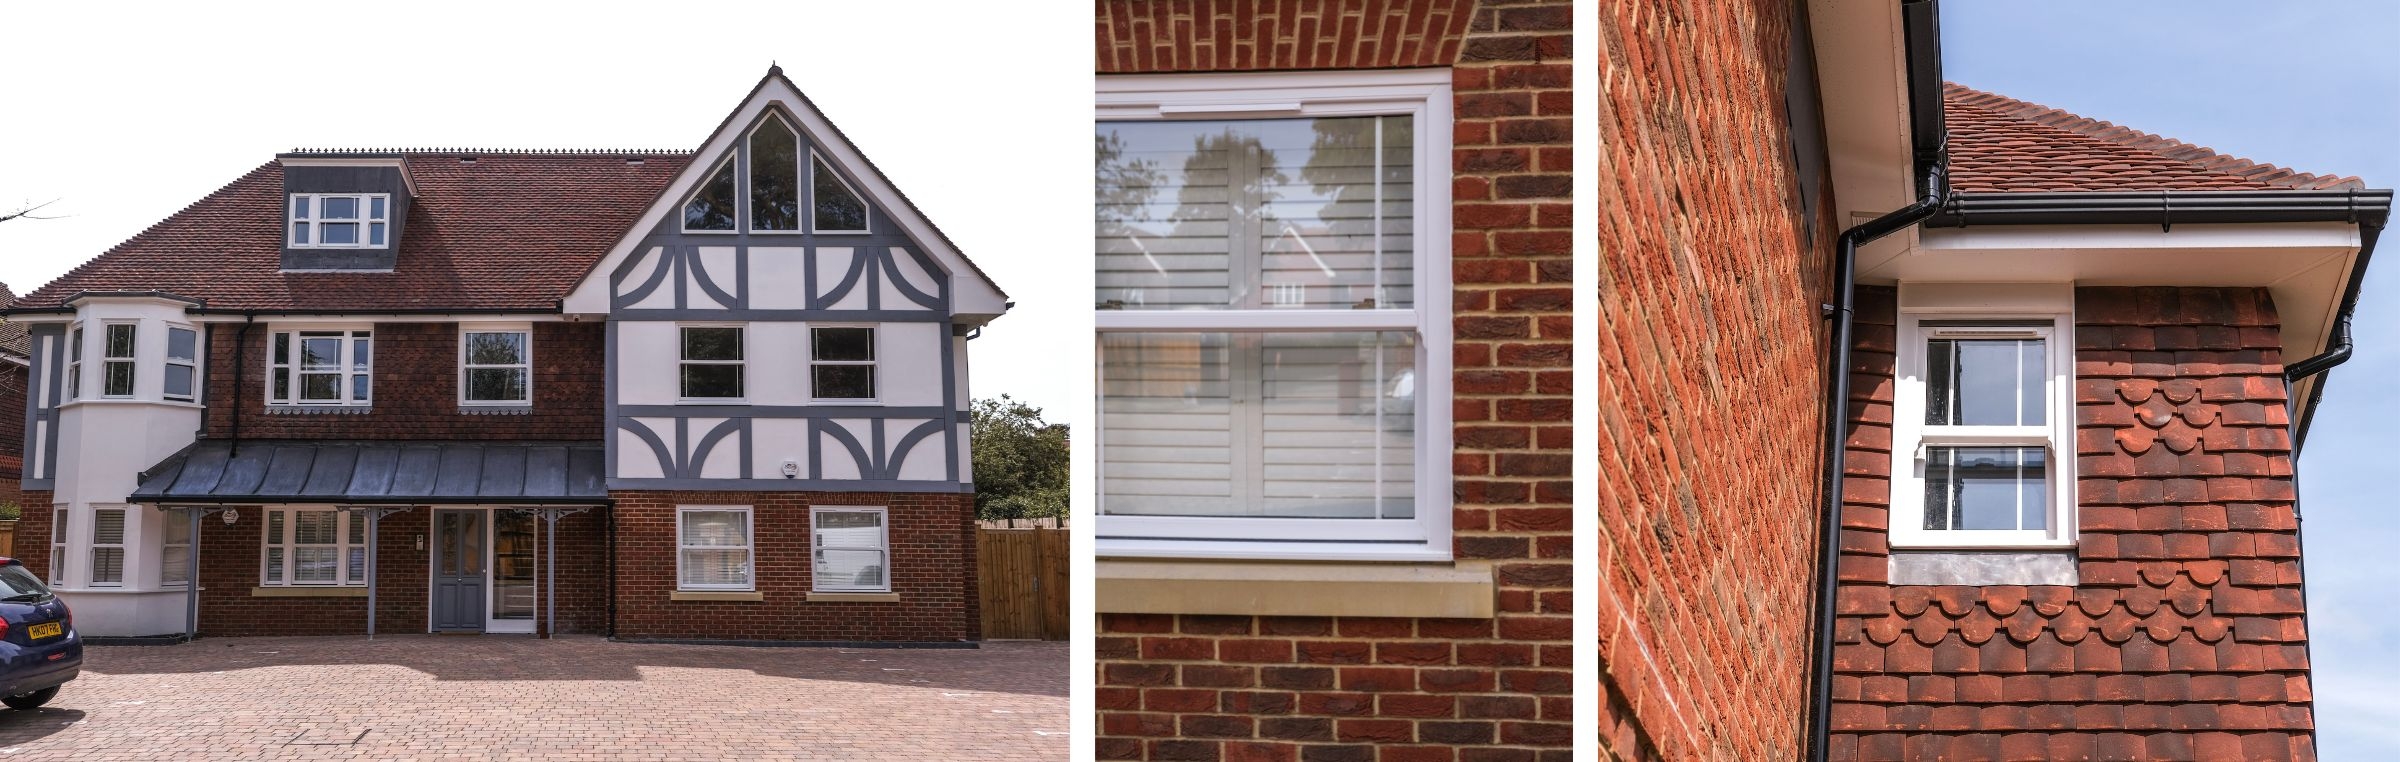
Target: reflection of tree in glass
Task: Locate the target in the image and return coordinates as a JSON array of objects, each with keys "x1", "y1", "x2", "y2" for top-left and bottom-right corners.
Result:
[
  {"x1": 1178, "y1": 130, "x2": 1281, "y2": 306},
  {"x1": 1297, "y1": 117, "x2": 1407, "y2": 305},
  {"x1": 1094, "y1": 131, "x2": 1162, "y2": 238}
]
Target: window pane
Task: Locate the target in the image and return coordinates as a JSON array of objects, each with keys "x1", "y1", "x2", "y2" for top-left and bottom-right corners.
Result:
[
  {"x1": 268, "y1": 510, "x2": 285, "y2": 543},
  {"x1": 271, "y1": 368, "x2": 291, "y2": 402},
  {"x1": 464, "y1": 332, "x2": 526, "y2": 365},
  {"x1": 162, "y1": 545, "x2": 190, "y2": 585},
  {"x1": 348, "y1": 514, "x2": 365, "y2": 544},
  {"x1": 813, "y1": 156, "x2": 868, "y2": 231},
  {"x1": 272, "y1": 332, "x2": 289, "y2": 364},
  {"x1": 369, "y1": 223, "x2": 386, "y2": 246},
  {"x1": 292, "y1": 221, "x2": 310, "y2": 243},
  {"x1": 105, "y1": 324, "x2": 135, "y2": 358},
  {"x1": 751, "y1": 119, "x2": 800, "y2": 231},
  {"x1": 1101, "y1": 331, "x2": 1415, "y2": 520},
  {"x1": 813, "y1": 327, "x2": 873, "y2": 361},
  {"x1": 104, "y1": 361, "x2": 134, "y2": 397},
  {"x1": 164, "y1": 515, "x2": 191, "y2": 544},
  {"x1": 1927, "y1": 337, "x2": 2043, "y2": 426},
  {"x1": 348, "y1": 547, "x2": 366, "y2": 584},
  {"x1": 368, "y1": 196, "x2": 386, "y2": 219},
  {"x1": 1096, "y1": 115, "x2": 1414, "y2": 310},
  {"x1": 681, "y1": 510, "x2": 749, "y2": 546},
  {"x1": 680, "y1": 549, "x2": 750, "y2": 587},
  {"x1": 352, "y1": 337, "x2": 371, "y2": 371},
  {"x1": 351, "y1": 373, "x2": 371, "y2": 402},
  {"x1": 265, "y1": 547, "x2": 284, "y2": 583},
  {"x1": 294, "y1": 547, "x2": 338, "y2": 582},
  {"x1": 466, "y1": 368, "x2": 528, "y2": 402},
  {"x1": 682, "y1": 327, "x2": 742, "y2": 361},
  {"x1": 92, "y1": 509, "x2": 125, "y2": 544},
  {"x1": 90, "y1": 548, "x2": 123, "y2": 585},
  {"x1": 321, "y1": 196, "x2": 358, "y2": 219},
  {"x1": 295, "y1": 511, "x2": 338, "y2": 544},
  {"x1": 816, "y1": 549, "x2": 885, "y2": 589},
  {"x1": 51, "y1": 509, "x2": 67, "y2": 543},
  {"x1": 812, "y1": 365, "x2": 874, "y2": 399},
  {"x1": 817, "y1": 510, "x2": 882, "y2": 532},
  {"x1": 291, "y1": 196, "x2": 309, "y2": 218},
  {"x1": 168, "y1": 327, "x2": 197, "y2": 362},
  {"x1": 69, "y1": 327, "x2": 81, "y2": 361},
  {"x1": 680, "y1": 365, "x2": 742, "y2": 399},
  {"x1": 1924, "y1": 447, "x2": 2047, "y2": 531},
  {"x1": 685, "y1": 160, "x2": 738, "y2": 230},
  {"x1": 300, "y1": 373, "x2": 340, "y2": 401},
  {"x1": 165, "y1": 365, "x2": 194, "y2": 398},
  {"x1": 321, "y1": 223, "x2": 358, "y2": 244},
  {"x1": 300, "y1": 337, "x2": 341, "y2": 370}
]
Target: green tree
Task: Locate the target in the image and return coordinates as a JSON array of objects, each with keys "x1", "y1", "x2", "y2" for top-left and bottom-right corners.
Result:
[{"x1": 971, "y1": 395, "x2": 1070, "y2": 524}]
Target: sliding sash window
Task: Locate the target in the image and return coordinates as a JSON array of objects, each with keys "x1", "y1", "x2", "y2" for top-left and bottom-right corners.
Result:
[
  {"x1": 1891, "y1": 302, "x2": 2079, "y2": 549},
  {"x1": 1095, "y1": 70, "x2": 1453, "y2": 561}
]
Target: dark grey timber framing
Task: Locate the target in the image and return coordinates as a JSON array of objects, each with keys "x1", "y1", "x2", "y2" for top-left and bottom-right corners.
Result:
[
  {"x1": 279, "y1": 164, "x2": 411, "y2": 271},
  {"x1": 606, "y1": 106, "x2": 969, "y2": 493},
  {"x1": 22, "y1": 324, "x2": 63, "y2": 488}
]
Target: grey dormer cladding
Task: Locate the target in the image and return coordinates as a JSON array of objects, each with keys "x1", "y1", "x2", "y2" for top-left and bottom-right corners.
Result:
[{"x1": 279, "y1": 163, "x2": 412, "y2": 271}]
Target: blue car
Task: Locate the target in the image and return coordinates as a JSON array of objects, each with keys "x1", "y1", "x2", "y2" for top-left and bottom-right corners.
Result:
[{"x1": 0, "y1": 559, "x2": 77, "y2": 709}]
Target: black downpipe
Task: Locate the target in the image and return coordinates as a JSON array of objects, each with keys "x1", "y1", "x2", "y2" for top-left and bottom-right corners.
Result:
[
  {"x1": 605, "y1": 502, "x2": 617, "y2": 640},
  {"x1": 1808, "y1": 3, "x2": 1946, "y2": 759},
  {"x1": 230, "y1": 316, "x2": 253, "y2": 457},
  {"x1": 2287, "y1": 220, "x2": 2382, "y2": 442}
]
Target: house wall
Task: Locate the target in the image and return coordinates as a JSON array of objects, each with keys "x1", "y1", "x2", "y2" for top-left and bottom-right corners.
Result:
[
  {"x1": 1594, "y1": 0, "x2": 1835, "y2": 758},
  {"x1": 200, "y1": 321, "x2": 606, "y2": 440},
  {"x1": 608, "y1": 490, "x2": 977, "y2": 643},
  {"x1": 1830, "y1": 286, "x2": 2314, "y2": 760},
  {"x1": 0, "y1": 362, "x2": 26, "y2": 510},
  {"x1": 1094, "y1": 1, "x2": 1576, "y2": 759},
  {"x1": 189, "y1": 507, "x2": 606, "y2": 637},
  {"x1": 15, "y1": 490, "x2": 49, "y2": 572}
]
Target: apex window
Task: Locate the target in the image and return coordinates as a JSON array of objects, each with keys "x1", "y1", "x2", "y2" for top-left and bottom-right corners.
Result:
[
  {"x1": 1892, "y1": 312, "x2": 2078, "y2": 548},
  {"x1": 289, "y1": 194, "x2": 390, "y2": 248},
  {"x1": 1094, "y1": 69, "x2": 1453, "y2": 560}
]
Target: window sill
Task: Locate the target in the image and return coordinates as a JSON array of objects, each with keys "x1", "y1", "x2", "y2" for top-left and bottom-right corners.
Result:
[
  {"x1": 263, "y1": 406, "x2": 372, "y2": 415},
  {"x1": 457, "y1": 405, "x2": 532, "y2": 416},
  {"x1": 1097, "y1": 559, "x2": 1494, "y2": 619},
  {"x1": 1888, "y1": 551, "x2": 2078, "y2": 586},
  {"x1": 675, "y1": 399, "x2": 749, "y2": 406},
  {"x1": 670, "y1": 590, "x2": 763, "y2": 602},
  {"x1": 806, "y1": 592, "x2": 899, "y2": 603},
  {"x1": 252, "y1": 586, "x2": 368, "y2": 597}
]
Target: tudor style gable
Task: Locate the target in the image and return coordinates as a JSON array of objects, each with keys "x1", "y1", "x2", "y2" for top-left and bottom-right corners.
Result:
[{"x1": 570, "y1": 67, "x2": 1007, "y2": 494}]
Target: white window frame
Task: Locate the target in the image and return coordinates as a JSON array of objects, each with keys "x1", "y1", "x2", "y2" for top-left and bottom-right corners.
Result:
[
  {"x1": 679, "y1": 155, "x2": 741, "y2": 236},
  {"x1": 99, "y1": 322, "x2": 137, "y2": 398},
  {"x1": 810, "y1": 506, "x2": 890, "y2": 593},
  {"x1": 1093, "y1": 69, "x2": 1456, "y2": 562},
  {"x1": 259, "y1": 507, "x2": 367, "y2": 587},
  {"x1": 677, "y1": 323, "x2": 747, "y2": 403},
  {"x1": 458, "y1": 324, "x2": 534, "y2": 406},
  {"x1": 1891, "y1": 298, "x2": 2079, "y2": 550},
  {"x1": 48, "y1": 507, "x2": 67, "y2": 586},
  {"x1": 266, "y1": 326, "x2": 374, "y2": 407},
  {"x1": 88, "y1": 506, "x2": 126, "y2": 588},
  {"x1": 676, "y1": 506, "x2": 755, "y2": 592},
  {"x1": 288, "y1": 193, "x2": 392, "y2": 249},
  {"x1": 160, "y1": 511, "x2": 192, "y2": 588},
  {"x1": 808, "y1": 150, "x2": 871, "y2": 235},
  {"x1": 807, "y1": 324, "x2": 879, "y2": 403},
  {"x1": 165, "y1": 323, "x2": 200, "y2": 403},
  {"x1": 64, "y1": 324, "x2": 82, "y2": 401},
  {"x1": 748, "y1": 113, "x2": 803, "y2": 233}
]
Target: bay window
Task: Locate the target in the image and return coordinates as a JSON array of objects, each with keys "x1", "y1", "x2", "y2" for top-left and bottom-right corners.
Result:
[
  {"x1": 101, "y1": 323, "x2": 136, "y2": 397},
  {"x1": 166, "y1": 325, "x2": 199, "y2": 401},
  {"x1": 1094, "y1": 70, "x2": 1452, "y2": 560}
]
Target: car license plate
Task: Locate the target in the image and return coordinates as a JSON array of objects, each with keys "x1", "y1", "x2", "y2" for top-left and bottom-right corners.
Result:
[{"x1": 26, "y1": 622, "x2": 60, "y2": 641}]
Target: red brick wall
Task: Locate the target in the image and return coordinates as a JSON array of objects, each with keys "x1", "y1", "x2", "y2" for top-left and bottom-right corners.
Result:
[
  {"x1": 1595, "y1": 0, "x2": 1834, "y2": 758},
  {"x1": 192, "y1": 506, "x2": 605, "y2": 637},
  {"x1": 14, "y1": 491, "x2": 50, "y2": 575},
  {"x1": 1830, "y1": 286, "x2": 2314, "y2": 760},
  {"x1": 609, "y1": 490, "x2": 978, "y2": 643},
  {"x1": 201, "y1": 321, "x2": 604, "y2": 440},
  {"x1": 1095, "y1": 1, "x2": 1575, "y2": 759}
]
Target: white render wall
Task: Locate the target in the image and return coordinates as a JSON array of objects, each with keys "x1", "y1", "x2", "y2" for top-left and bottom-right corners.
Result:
[{"x1": 616, "y1": 321, "x2": 946, "y2": 407}]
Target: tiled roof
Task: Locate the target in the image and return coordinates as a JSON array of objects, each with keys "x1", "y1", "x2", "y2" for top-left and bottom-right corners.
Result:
[
  {"x1": 0, "y1": 283, "x2": 26, "y2": 356},
  {"x1": 11, "y1": 152, "x2": 691, "y2": 312},
  {"x1": 1947, "y1": 82, "x2": 2364, "y2": 193}
]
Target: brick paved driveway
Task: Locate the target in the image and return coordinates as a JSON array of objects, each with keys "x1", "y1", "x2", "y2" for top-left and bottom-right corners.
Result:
[{"x1": 0, "y1": 636, "x2": 1065, "y2": 760}]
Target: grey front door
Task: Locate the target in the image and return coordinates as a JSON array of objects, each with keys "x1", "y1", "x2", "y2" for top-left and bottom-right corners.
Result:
[{"x1": 431, "y1": 510, "x2": 486, "y2": 632}]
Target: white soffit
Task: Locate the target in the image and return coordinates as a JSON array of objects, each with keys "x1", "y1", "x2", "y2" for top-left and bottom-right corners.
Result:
[
  {"x1": 1892, "y1": 222, "x2": 2362, "y2": 386},
  {"x1": 1808, "y1": 0, "x2": 1915, "y2": 247}
]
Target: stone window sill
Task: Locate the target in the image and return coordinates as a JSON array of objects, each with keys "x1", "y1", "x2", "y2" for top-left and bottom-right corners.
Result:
[
  {"x1": 252, "y1": 586, "x2": 368, "y2": 597},
  {"x1": 1887, "y1": 551, "x2": 2079, "y2": 586},
  {"x1": 457, "y1": 405, "x2": 532, "y2": 416},
  {"x1": 1097, "y1": 559, "x2": 1495, "y2": 619},
  {"x1": 806, "y1": 592, "x2": 900, "y2": 603},
  {"x1": 263, "y1": 406, "x2": 372, "y2": 415},
  {"x1": 670, "y1": 590, "x2": 764, "y2": 602}
]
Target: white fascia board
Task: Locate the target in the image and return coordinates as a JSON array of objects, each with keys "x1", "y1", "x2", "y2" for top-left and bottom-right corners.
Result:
[
  {"x1": 564, "y1": 74, "x2": 1010, "y2": 319},
  {"x1": 1807, "y1": 0, "x2": 1914, "y2": 234}
]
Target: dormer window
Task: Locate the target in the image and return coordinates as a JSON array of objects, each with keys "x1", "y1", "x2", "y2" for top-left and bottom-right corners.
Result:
[{"x1": 290, "y1": 194, "x2": 390, "y2": 248}]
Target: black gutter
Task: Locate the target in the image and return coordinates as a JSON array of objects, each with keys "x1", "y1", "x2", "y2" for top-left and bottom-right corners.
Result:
[
  {"x1": 231, "y1": 317, "x2": 252, "y2": 458},
  {"x1": 1808, "y1": 2, "x2": 1946, "y2": 761}
]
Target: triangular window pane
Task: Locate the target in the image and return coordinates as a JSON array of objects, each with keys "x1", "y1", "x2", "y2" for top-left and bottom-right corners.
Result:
[
  {"x1": 750, "y1": 117, "x2": 800, "y2": 231},
  {"x1": 813, "y1": 155, "x2": 868, "y2": 232},
  {"x1": 684, "y1": 159, "x2": 737, "y2": 231}
]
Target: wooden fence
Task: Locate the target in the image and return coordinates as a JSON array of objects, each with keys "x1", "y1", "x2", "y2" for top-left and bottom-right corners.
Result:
[{"x1": 977, "y1": 527, "x2": 1067, "y2": 640}]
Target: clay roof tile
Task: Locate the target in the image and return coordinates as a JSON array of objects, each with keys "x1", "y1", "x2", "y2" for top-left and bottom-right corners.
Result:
[{"x1": 1946, "y1": 82, "x2": 2364, "y2": 193}]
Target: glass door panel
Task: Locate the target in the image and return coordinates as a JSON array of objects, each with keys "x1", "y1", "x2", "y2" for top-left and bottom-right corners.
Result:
[{"x1": 492, "y1": 511, "x2": 535, "y2": 622}]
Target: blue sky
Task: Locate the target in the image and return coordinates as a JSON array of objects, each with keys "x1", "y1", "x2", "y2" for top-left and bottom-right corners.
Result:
[{"x1": 1945, "y1": 1, "x2": 2400, "y2": 755}]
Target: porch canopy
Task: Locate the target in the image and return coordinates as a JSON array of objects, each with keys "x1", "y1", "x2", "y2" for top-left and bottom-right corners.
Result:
[{"x1": 132, "y1": 440, "x2": 607, "y2": 504}]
